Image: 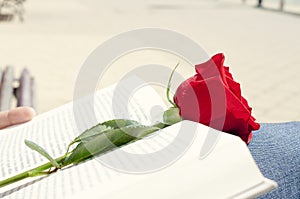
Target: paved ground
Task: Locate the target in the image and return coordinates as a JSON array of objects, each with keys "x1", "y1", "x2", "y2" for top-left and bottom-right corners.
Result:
[{"x1": 0, "y1": 0, "x2": 299, "y2": 123}]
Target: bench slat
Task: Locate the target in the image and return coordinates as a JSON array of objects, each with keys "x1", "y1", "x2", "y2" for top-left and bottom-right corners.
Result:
[
  {"x1": 30, "y1": 77, "x2": 36, "y2": 109},
  {"x1": 16, "y1": 68, "x2": 32, "y2": 108},
  {"x1": 0, "y1": 66, "x2": 14, "y2": 111}
]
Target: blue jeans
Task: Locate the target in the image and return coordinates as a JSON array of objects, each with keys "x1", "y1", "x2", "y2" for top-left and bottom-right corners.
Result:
[{"x1": 248, "y1": 122, "x2": 300, "y2": 199}]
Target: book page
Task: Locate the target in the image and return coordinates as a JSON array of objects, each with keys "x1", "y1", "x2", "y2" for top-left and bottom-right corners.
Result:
[
  {"x1": 0, "y1": 79, "x2": 276, "y2": 199},
  {"x1": 0, "y1": 79, "x2": 168, "y2": 198}
]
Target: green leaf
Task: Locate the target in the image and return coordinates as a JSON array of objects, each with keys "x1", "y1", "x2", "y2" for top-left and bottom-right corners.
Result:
[
  {"x1": 62, "y1": 125, "x2": 159, "y2": 166},
  {"x1": 25, "y1": 140, "x2": 61, "y2": 169},
  {"x1": 72, "y1": 119, "x2": 140, "y2": 143},
  {"x1": 72, "y1": 125, "x2": 112, "y2": 144},
  {"x1": 100, "y1": 119, "x2": 141, "y2": 129},
  {"x1": 66, "y1": 119, "x2": 141, "y2": 152}
]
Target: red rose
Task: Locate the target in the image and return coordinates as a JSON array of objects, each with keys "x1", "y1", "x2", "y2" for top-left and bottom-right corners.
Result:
[{"x1": 173, "y1": 53, "x2": 260, "y2": 144}]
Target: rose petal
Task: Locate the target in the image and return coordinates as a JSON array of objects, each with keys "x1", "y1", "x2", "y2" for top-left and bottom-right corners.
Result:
[
  {"x1": 224, "y1": 66, "x2": 233, "y2": 80},
  {"x1": 226, "y1": 77, "x2": 242, "y2": 99},
  {"x1": 195, "y1": 53, "x2": 226, "y2": 84}
]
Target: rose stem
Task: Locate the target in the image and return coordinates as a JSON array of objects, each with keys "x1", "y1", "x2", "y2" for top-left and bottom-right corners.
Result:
[{"x1": 0, "y1": 155, "x2": 68, "y2": 188}]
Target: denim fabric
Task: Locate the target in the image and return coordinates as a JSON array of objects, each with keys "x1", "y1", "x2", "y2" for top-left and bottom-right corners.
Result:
[{"x1": 248, "y1": 122, "x2": 300, "y2": 199}]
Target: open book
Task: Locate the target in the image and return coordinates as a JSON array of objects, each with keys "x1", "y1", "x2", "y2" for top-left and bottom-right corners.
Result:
[{"x1": 0, "y1": 82, "x2": 277, "y2": 199}]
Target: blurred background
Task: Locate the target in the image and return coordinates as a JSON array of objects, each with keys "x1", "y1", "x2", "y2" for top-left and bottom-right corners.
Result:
[{"x1": 0, "y1": 0, "x2": 299, "y2": 122}]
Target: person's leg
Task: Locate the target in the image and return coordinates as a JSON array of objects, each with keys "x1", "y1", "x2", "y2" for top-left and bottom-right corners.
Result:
[{"x1": 248, "y1": 122, "x2": 300, "y2": 199}]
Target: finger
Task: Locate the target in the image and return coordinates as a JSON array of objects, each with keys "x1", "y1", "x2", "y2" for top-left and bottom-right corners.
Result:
[{"x1": 0, "y1": 107, "x2": 36, "y2": 129}]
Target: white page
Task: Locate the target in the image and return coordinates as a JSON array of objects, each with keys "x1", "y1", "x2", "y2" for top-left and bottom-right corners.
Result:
[{"x1": 0, "y1": 80, "x2": 168, "y2": 198}]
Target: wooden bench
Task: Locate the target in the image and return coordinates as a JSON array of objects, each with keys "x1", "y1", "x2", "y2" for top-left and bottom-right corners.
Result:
[
  {"x1": 0, "y1": 66, "x2": 36, "y2": 111},
  {"x1": 0, "y1": 0, "x2": 25, "y2": 21}
]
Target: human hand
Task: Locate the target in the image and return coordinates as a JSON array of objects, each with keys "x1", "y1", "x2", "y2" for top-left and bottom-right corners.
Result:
[{"x1": 0, "y1": 107, "x2": 36, "y2": 130}]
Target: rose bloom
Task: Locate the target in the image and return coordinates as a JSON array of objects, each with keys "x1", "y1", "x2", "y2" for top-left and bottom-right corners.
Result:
[{"x1": 174, "y1": 53, "x2": 260, "y2": 144}]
